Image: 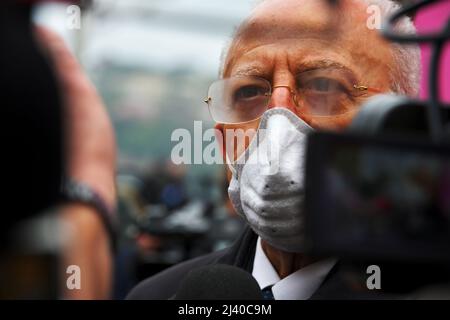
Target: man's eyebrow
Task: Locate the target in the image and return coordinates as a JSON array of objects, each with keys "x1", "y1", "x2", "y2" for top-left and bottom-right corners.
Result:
[
  {"x1": 296, "y1": 60, "x2": 354, "y2": 74},
  {"x1": 232, "y1": 66, "x2": 266, "y2": 77},
  {"x1": 227, "y1": 60, "x2": 358, "y2": 81},
  {"x1": 295, "y1": 59, "x2": 360, "y2": 84}
]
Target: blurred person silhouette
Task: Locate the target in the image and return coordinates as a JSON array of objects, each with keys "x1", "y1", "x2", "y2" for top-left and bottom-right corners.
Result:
[
  {"x1": 127, "y1": 0, "x2": 425, "y2": 300},
  {"x1": 36, "y1": 26, "x2": 117, "y2": 300},
  {"x1": 1, "y1": 1, "x2": 116, "y2": 299},
  {"x1": 140, "y1": 160, "x2": 188, "y2": 212}
]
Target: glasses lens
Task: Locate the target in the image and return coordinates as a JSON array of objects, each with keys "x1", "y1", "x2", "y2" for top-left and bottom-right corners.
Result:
[
  {"x1": 295, "y1": 69, "x2": 361, "y2": 116},
  {"x1": 207, "y1": 76, "x2": 271, "y2": 123}
]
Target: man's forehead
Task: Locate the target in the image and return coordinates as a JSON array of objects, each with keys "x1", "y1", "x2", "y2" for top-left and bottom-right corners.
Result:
[
  {"x1": 224, "y1": 0, "x2": 380, "y2": 75},
  {"x1": 244, "y1": 0, "x2": 367, "y2": 33}
]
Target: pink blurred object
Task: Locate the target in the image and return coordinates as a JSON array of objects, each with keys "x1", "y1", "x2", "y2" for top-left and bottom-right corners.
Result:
[{"x1": 415, "y1": 1, "x2": 450, "y2": 103}]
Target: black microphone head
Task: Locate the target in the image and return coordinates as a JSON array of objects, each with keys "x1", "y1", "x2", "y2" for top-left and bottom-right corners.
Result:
[{"x1": 174, "y1": 264, "x2": 262, "y2": 300}]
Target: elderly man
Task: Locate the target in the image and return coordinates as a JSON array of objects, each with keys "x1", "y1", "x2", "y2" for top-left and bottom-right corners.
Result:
[{"x1": 128, "y1": 0, "x2": 420, "y2": 300}]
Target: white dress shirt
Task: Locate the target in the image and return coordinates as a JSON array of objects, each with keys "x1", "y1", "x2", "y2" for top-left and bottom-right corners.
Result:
[{"x1": 251, "y1": 237, "x2": 337, "y2": 300}]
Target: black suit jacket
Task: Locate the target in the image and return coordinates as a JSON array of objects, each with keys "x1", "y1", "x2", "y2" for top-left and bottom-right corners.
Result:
[{"x1": 126, "y1": 226, "x2": 392, "y2": 300}]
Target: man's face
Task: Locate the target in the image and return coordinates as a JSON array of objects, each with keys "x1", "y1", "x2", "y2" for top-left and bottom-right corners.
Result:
[{"x1": 217, "y1": 0, "x2": 394, "y2": 163}]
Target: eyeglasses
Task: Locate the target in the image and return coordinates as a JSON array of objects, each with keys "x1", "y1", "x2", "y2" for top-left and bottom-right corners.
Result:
[{"x1": 204, "y1": 69, "x2": 381, "y2": 124}]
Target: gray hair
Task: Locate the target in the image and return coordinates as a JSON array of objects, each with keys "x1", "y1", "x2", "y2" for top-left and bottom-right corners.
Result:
[
  {"x1": 219, "y1": 0, "x2": 421, "y2": 97},
  {"x1": 363, "y1": 0, "x2": 421, "y2": 96}
]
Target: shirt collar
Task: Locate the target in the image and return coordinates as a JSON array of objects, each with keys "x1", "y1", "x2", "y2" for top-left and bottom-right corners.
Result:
[
  {"x1": 252, "y1": 237, "x2": 280, "y2": 290},
  {"x1": 252, "y1": 237, "x2": 337, "y2": 300}
]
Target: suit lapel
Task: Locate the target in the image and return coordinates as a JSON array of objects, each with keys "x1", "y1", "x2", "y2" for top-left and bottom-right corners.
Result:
[{"x1": 216, "y1": 225, "x2": 258, "y2": 272}]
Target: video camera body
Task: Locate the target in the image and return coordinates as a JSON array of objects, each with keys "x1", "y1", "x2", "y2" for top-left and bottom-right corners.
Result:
[{"x1": 304, "y1": 0, "x2": 450, "y2": 296}]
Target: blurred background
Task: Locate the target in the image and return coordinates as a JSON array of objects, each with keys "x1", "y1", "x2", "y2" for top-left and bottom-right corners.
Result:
[{"x1": 33, "y1": 0, "x2": 255, "y2": 299}]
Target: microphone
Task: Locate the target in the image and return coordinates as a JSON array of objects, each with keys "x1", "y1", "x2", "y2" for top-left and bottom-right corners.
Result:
[{"x1": 173, "y1": 264, "x2": 263, "y2": 300}]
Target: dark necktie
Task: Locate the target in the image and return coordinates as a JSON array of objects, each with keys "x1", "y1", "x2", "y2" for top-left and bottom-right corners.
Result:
[{"x1": 261, "y1": 285, "x2": 275, "y2": 300}]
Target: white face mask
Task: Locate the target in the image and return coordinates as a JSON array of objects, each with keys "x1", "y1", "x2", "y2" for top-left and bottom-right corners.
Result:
[{"x1": 227, "y1": 107, "x2": 314, "y2": 252}]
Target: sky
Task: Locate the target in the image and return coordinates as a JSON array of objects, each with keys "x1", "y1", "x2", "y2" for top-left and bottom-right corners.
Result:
[{"x1": 34, "y1": 0, "x2": 256, "y2": 76}]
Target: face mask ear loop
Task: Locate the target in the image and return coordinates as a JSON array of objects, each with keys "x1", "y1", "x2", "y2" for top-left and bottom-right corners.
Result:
[{"x1": 226, "y1": 153, "x2": 238, "y2": 177}]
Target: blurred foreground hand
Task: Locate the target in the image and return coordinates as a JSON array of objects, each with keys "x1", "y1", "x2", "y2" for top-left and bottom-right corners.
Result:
[{"x1": 35, "y1": 27, "x2": 116, "y2": 300}]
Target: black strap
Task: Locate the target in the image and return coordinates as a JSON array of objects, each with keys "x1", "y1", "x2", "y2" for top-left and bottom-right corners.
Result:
[{"x1": 60, "y1": 178, "x2": 117, "y2": 252}]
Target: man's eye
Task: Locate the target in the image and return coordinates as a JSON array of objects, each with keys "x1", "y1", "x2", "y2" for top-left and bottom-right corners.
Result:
[
  {"x1": 304, "y1": 78, "x2": 347, "y2": 94},
  {"x1": 234, "y1": 85, "x2": 266, "y2": 101}
]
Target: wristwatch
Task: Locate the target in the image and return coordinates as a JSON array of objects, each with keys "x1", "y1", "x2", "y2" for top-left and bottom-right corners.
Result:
[{"x1": 60, "y1": 178, "x2": 117, "y2": 251}]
